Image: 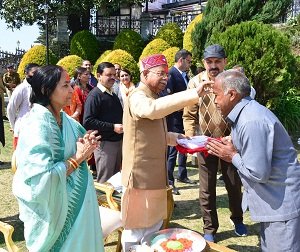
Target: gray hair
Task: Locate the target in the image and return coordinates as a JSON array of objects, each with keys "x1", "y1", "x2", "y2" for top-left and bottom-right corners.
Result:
[{"x1": 216, "y1": 70, "x2": 251, "y2": 96}]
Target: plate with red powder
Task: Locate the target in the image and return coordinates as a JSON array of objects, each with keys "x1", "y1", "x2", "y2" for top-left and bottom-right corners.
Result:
[{"x1": 142, "y1": 228, "x2": 206, "y2": 252}]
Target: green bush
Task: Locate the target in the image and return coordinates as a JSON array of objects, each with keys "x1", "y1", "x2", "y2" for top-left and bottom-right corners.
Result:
[
  {"x1": 162, "y1": 47, "x2": 180, "y2": 68},
  {"x1": 209, "y1": 21, "x2": 299, "y2": 106},
  {"x1": 113, "y1": 29, "x2": 144, "y2": 61},
  {"x1": 183, "y1": 14, "x2": 203, "y2": 54},
  {"x1": 191, "y1": 0, "x2": 293, "y2": 60},
  {"x1": 17, "y1": 45, "x2": 57, "y2": 80},
  {"x1": 70, "y1": 30, "x2": 100, "y2": 64},
  {"x1": 267, "y1": 88, "x2": 300, "y2": 134},
  {"x1": 101, "y1": 49, "x2": 139, "y2": 84},
  {"x1": 140, "y1": 38, "x2": 170, "y2": 61},
  {"x1": 155, "y1": 23, "x2": 183, "y2": 48},
  {"x1": 56, "y1": 55, "x2": 83, "y2": 78}
]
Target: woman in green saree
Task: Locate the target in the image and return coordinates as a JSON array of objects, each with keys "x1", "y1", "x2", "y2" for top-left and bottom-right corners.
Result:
[{"x1": 12, "y1": 65, "x2": 104, "y2": 251}]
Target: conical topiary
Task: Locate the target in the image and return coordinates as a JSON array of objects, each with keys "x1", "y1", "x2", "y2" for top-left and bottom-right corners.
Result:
[
  {"x1": 93, "y1": 50, "x2": 112, "y2": 75},
  {"x1": 183, "y1": 14, "x2": 203, "y2": 54},
  {"x1": 17, "y1": 45, "x2": 58, "y2": 80},
  {"x1": 70, "y1": 30, "x2": 100, "y2": 64},
  {"x1": 155, "y1": 23, "x2": 183, "y2": 48},
  {"x1": 113, "y1": 29, "x2": 144, "y2": 61},
  {"x1": 139, "y1": 38, "x2": 170, "y2": 61},
  {"x1": 101, "y1": 49, "x2": 139, "y2": 84},
  {"x1": 56, "y1": 55, "x2": 83, "y2": 78},
  {"x1": 162, "y1": 47, "x2": 180, "y2": 68}
]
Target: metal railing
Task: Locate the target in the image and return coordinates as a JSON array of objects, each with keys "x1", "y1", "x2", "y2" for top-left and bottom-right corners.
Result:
[
  {"x1": 0, "y1": 48, "x2": 25, "y2": 69},
  {"x1": 91, "y1": 10, "x2": 201, "y2": 37}
]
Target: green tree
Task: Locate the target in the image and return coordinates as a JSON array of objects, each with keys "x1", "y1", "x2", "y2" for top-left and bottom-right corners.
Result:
[
  {"x1": 0, "y1": 0, "x2": 146, "y2": 38},
  {"x1": 192, "y1": 0, "x2": 293, "y2": 60},
  {"x1": 209, "y1": 21, "x2": 299, "y2": 105}
]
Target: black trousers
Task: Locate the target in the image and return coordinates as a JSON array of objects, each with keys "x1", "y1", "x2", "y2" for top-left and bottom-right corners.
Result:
[
  {"x1": 167, "y1": 146, "x2": 188, "y2": 185},
  {"x1": 198, "y1": 154, "x2": 243, "y2": 235}
]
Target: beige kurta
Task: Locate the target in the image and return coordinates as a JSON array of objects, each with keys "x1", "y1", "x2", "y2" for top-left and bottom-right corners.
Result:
[{"x1": 121, "y1": 82, "x2": 200, "y2": 229}]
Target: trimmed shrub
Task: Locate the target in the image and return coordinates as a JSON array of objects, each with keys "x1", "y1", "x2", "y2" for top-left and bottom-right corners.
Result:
[
  {"x1": 56, "y1": 55, "x2": 83, "y2": 78},
  {"x1": 140, "y1": 38, "x2": 170, "y2": 61},
  {"x1": 210, "y1": 21, "x2": 298, "y2": 105},
  {"x1": 101, "y1": 49, "x2": 140, "y2": 84},
  {"x1": 70, "y1": 30, "x2": 100, "y2": 64},
  {"x1": 267, "y1": 88, "x2": 300, "y2": 134},
  {"x1": 155, "y1": 23, "x2": 183, "y2": 48},
  {"x1": 183, "y1": 14, "x2": 203, "y2": 53},
  {"x1": 113, "y1": 29, "x2": 144, "y2": 61},
  {"x1": 17, "y1": 45, "x2": 57, "y2": 80},
  {"x1": 93, "y1": 50, "x2": 112, "y2": 75},
  {"x1": 162, "y1": 47, "x2": 180, "y2": 68}
]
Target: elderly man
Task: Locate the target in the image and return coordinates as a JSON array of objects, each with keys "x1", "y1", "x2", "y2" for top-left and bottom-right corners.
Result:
[
  {"x1": 207, "y1": 70, "x2": 300, "y2": 252},
  {"x1": 121, "y1": 54, "x2": 212, "y2": 251},
  {"x1": 183, "y1": 44, "x2": 246, "y2": 242}
]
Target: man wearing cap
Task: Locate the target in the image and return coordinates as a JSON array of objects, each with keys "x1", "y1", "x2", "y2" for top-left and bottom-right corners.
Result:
[
  {"x1": 183, "y1": 44, "x2": 247, "y2": 242},
  {"x1": 121, "y1": 54, "x2": 213, "y2": 251},
  {"x1": 2, "y1": 64, "x2": 21, "y2": 99}
]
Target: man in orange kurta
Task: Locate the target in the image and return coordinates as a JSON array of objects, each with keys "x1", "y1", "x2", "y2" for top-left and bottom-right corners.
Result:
[{"x1": 121, "y1": 54, "x2": 213, "y2": 251}]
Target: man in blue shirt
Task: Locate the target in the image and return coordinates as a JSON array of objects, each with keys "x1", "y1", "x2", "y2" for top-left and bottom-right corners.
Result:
[{"x1": 207, "y1": 69, "x2": 300, "y2": 252}]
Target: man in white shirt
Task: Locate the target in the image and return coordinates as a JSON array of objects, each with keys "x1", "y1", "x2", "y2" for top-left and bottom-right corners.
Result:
[{"x1": 7, "y1": 63, "x2": 39, "y2": 149}]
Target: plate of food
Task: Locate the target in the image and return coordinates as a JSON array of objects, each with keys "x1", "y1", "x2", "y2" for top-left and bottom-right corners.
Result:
[{"x1": 141, "y1": 228, "x2": 207, "y2": 252}]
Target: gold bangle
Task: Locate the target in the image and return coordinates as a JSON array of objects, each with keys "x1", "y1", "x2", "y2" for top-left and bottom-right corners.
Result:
[
  {"x1": 68, "y1": 158, "x2": 79, "y2": 169},
  {"x1": 67, "y1": 160, "x2": 77, "y2": 170},
  {"x1": 65, "y1": 161, "x2": 73, "y2": 174}
]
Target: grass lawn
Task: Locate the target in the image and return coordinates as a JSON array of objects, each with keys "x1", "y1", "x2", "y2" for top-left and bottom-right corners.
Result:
[{"x1": 0, "y1": 120, "x2": 299, "y2": 251}]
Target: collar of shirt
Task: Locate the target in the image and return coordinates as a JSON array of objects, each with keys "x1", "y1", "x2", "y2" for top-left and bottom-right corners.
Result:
[
  {"x1": 174, "y1": 66, "x2": 184, "y2": 75},
  {"x1": 97, "y1": 83, "x2": 113, "y2": 95},
  {"x1": 227, "y1": 97, "x2": 251, "y2": 125}
]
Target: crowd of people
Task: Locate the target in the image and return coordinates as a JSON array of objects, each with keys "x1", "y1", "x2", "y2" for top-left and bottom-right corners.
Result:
[{"x1": 1, "y1": 44, "x2": 300, "y2": 252}]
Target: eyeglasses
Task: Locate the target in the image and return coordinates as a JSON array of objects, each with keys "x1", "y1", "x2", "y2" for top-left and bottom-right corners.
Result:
[{"x1": 148, "y1": 70, "x2": 168, "y2": 78}]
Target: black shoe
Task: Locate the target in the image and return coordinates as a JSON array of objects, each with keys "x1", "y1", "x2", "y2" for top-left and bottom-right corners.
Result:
[
  {"x1": 177, "y1": 177, "x2": 197, "y2": 184},
  {"x1": 0, "y1": 161, "x2": 5, "y2": 165},
  {"x1": 172, "y1": 186, "x2": 180, "y2": 195},
  {"x1": 2, "y1": 116, "x2": 8, "y2": 121}
]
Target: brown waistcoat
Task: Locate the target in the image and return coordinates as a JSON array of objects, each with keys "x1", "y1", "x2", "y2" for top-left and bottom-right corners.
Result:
[{"x1": 121, "y1": 85, "x2": 168, "y2": 190}]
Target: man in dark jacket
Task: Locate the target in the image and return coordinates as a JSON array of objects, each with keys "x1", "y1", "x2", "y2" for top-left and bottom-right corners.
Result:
[
  {"x1": 83, "y1": 62, "x2": 123, "y2": 183},
  {"x1": 161, "y1": 49, "x2": 195, "y2": 195}
]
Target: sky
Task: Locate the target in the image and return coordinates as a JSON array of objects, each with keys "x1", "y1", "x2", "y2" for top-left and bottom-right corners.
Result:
[{"x1": 0, "y1": 19, "x2": 40, "y2": 53}]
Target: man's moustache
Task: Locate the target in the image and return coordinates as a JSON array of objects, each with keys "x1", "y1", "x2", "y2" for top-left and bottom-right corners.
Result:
[{"x1": 209, "y1": 68, "x2": 219, "y2": 72}]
